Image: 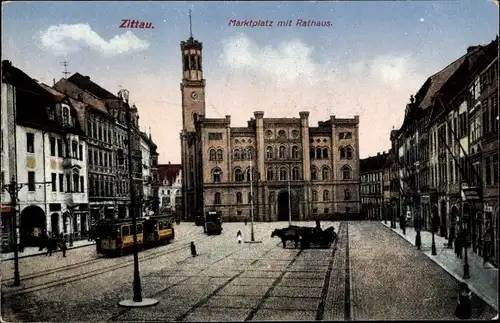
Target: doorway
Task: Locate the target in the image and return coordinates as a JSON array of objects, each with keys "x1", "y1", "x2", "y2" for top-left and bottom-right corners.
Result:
[
  {"x1": 278, "y1": 191, "x2": 289, "y2": 222},
  {"x1": 51, "y1": 213, "x2": 60, "y2": 236}
]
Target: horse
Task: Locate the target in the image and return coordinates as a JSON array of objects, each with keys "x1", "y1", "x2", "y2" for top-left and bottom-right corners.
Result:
[{"x1": 271, "y1": 227, "x2": 301, "y2": 249}]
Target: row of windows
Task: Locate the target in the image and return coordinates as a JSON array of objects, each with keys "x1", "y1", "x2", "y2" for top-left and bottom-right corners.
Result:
[
  {"x1": 88, "y1": 175, "x2": 130, "y2": 197},
  {"x1": 211, "y1": 188, "x2": 353, "y2": 205},
  {"x1": 210, "y1": 165, "x2": 353, "y2": 183},
  {"x1": 48, "y1": 136, "x2": 83, "y2": 160},
  {"x1": 50, "y1": 172, "x2": 84, "y2": 193},
  {"x1": 361, "y1": 184, "x2": 381, "y2": 195},
  {"x1": 87, "y1": 120, "x2": 114, "y2": 145},
  {"x1": 233, "y1": 148, "x2": 254, "y2": 160},
  {"x1": 267, "y1": 146, "x2": 300, "y2": 159},
  {"x1": 88, "y1": 149, "x2": 114, "y2": 168},
  {"x1": 361, "y1": 172, "x2": 381, "y2": 183}
]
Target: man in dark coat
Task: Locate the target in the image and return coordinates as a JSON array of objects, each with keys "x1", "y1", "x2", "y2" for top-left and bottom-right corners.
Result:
[{"x1": 190, "y1": 241, "x2": 197, "y2": 257}]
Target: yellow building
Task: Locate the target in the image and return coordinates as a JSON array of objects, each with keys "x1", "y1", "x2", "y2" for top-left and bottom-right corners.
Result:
[{"x1": 179, "y1": 34, "x2": 361, "y2": 222}]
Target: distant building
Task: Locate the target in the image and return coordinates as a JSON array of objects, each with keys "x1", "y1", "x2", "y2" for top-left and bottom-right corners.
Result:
[
  {"x1": 157, "y1": 163, "x2": 182, "y2": 214},
  {"x1": 360, "y1": 152, "x2": 390, "y2": 221}
]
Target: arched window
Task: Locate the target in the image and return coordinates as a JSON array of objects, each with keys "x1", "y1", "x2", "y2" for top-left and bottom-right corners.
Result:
[
  {"x1": 193, "y1": 113, "x2": 198, "y2": 124},
  {"x1": 246, "y1": 168, "x2": 257, "y2": 181},
  {"x1": 214, "y1": 192, "x2": 221, "y2": 204},
  {"x1": 247, "y1": 147, "x2": 254, "y2": 159},
  {"x1": 292, "y1": 167, "x2": 300, "y2": 180},
  {"x1": 279, "y1": 168, "x2": 287, "y2": 181},
  {"x1": 312, "y1": 190, "x2": 318, "y2": 202},
  {"x1": 346, "y1": 146, "x2": 353, "y2": 159},
  {"x1": 234, "y1": 149, "x2": 241, "y2": 160},
  {"x1": 340, "y1": 147, "x2": 346, "y2": 159},
  {"x1": 316, "y1": 148, "x2": 322, "y2": 159},
  {"x1": 279, "y1": 146, "x2": 286, "y2": 159},
  {"x1": 236, "y1": 192, "x2": 242, "y2": 204},
  {"x1": 344, "y1": 189, "x2": 351, "y2": 200},
  {"x1": 278, "y1": 130, "x2": 286, "y2": 138},
  {"x1": 267, "y1": 167, "x2": 274, "y2": 181},
  {"x1": 209, "y1": 149, "x2": 216, "y2": 161},
  {"x1": 212, "y1": 168, "x2": 221, "y2": 183},
  {"x1": 322, "y1": 148, "x2": 329, "y2": 159},
  {"x1": 310, "y1": 148, "x2": 315, "y2": 159},
  {"x1": 216, "y1": 149, "x2": 223, "y2": 161},
  {"x1": 292, "y1": 146, "x2": 299, "y2": 159},
  {"x1": 323, "y1": 190, "x2": 330, "y2": 201},
  {"x1": 342, "y1": 165, "x2": 352, "y2": 180},
  {"x1": 322, "y1": 167, "x2": 330, "y2": 181},
  {"x1": 241, "y1": 149, "x2": 248, "y2": 160},
  {"x1": 234, "y1": 168, "x2": 244, "y2": 182},
  {"x1": 311, "y1": 167, "x2": 318, "y2": 180},
  {"x1": 266, "y1": 146, "x2": 273, "y2": 159}
]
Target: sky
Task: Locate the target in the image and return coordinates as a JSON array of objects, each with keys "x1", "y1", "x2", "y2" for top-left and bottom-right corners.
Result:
[{"x1": 2, "y1": 1, "x2": 499, "y2": 164}]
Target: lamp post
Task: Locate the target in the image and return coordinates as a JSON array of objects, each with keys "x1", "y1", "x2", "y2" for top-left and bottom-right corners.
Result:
[
  {"x1": 287, "y1": 169, "x2": 292, "y2": 226},
  {"x1": 118, "y1": 92, "x2": 158, "y2": 308},
  {"x1": 415, "y1": 211, "x2": 421, "y2": 250},
  {"x1": 431, "y1": 209, "x2": 437, "y2": 256},
  {"x1": 2, "y1": 177, "x2": 23, "y2": 286},
  {"x1": 384, "y1": 203, "x2": 388, "y2": 224},
  {"x1": 245, "y1": 149, "x2": 261, "y2": 244},
  {"x1": 462, "y1": 213, "x2": 470, "y2": 279}
]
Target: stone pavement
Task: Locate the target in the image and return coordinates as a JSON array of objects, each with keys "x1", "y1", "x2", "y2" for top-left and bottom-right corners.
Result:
[
  {"x1": 1, "y1": 239, "x2": 95, "y2": 261},
  {"x1": 381, "y1": 220, "x2": 499, "y2": 312}
]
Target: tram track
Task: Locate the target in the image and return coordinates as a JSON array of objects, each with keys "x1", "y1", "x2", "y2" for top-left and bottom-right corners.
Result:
[{"x1": 2, "y1": 233, "x2": 215, "y2": 297}]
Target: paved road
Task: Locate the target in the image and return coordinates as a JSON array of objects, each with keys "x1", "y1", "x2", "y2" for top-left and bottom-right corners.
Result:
[{"x1": 1, "y1": 221, "x2": 496, "y2": 321}]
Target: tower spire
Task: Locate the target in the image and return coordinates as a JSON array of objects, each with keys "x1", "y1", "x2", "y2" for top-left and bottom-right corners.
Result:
[{"x1": 189, "y1": 9, "x2": 193, "y2": 39}]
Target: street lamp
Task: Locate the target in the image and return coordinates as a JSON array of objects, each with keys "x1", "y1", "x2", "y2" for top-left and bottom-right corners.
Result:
[
  {"x1": 288, "y1": 168, "x2": 292, "y2": 226},
  {"x1": 118, "y1": 93, "x2": 158, "y2": 308},
  {"x1": 431, "y1": 207, "x2": 437, "y2": 256},
  {"x1": 415, "y1": 211, "x2": 421, "y2": 250},
  {"x1": 245, "y1": 149, "x2": 261, "y2": 244},
  {"x1": 462, "y1": 212, "x2": 470, "y2": 279},
  {"x1": 2, "y1": 177, "x2": 22, "y2": 286},
  {"x1": 384, "y1": 203, "x2": 388, "y2": 224}
]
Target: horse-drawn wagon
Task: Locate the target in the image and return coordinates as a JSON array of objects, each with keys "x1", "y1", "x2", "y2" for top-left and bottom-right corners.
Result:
[{"x1": 271, "y1": 224, "x2": 337, "y2": 249}]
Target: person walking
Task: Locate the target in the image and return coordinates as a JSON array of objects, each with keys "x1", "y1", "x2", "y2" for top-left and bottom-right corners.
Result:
[
  {"x1": 455, "y1": 282, "x2": 472, "y2": 320},
  {"x1": 237, "y1": 230, "x2": 243, "y2": 244},
  {"x1": 46, "y1": 233, "x2": 54, "y2": 256},
  {"x1": 60, "y1": 234, "x2": 68, "y2": 257},
  {"x1": 190, "y1": 241, "x2": 197, "y2": 257},
  {"x1": 455, "y1": 234, "x2": 463, "y2": 259}
]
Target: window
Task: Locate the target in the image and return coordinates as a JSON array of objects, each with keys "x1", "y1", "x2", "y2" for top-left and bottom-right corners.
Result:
[
  {"x1": 322, "y1": 148, "x2": 329, "y2": 159},
  {"x1": 267, "y1": 167, "x2": 274, "y2": 181},
  {"x1": 279, "y1": 168, "x2": 287, "y2": 181},
  {"x1": 266, "y1": 146, "x2": 273, "y2": 159},
  {"x1": 493, "y1": 154, "x2": 498, "y2": 185},
  {"x1": 73, "y1": 174, "x2": 79, "y2": 192},
  {"x1": 80, "y1": 176, "x2": 84, "y2": 193},
  {"x1": 292, "y1": 167, "x2": 300, "y2": 180},
  {"x1": 247, "y1": 147, "x2": 254, "y2": 159},
  {"x1": 338, "y1": 133, "x2": 345, "y2": 140},
  {"x1": 50, "y1": 137, "x2": 56, "y2": 156},
  {"x1": 79, "y1": 145, "x2": 83, "y2": 161},
  {"x1": 340, "y1": 147, "x2": 346, "y2": 159},
  {"x1": 312, "y1": 208, "x2": 318, "y2": 214},
  {"x1": 316, "y1": 148, "x2": 322, "y2": 159},
  {"x1": 279, "y1": 146, "x2": 286, "y2": 159},
  {"x1": 0, "y1": 171, "x2": 4, "y2": 187},
  {"x1": 323, "y1": 190, "x2": 330, "y2": 201},
  {"x1": 246, "y1": 168, "x2": 257, "y2": 181},
  {"x1": 241, "y1": 149, "x2": 248, "y2": 160},
  {"x1": 342, "y1": 165, "x2": 352, "y2": 180},
  {"x1": 236, "y1": 192, "x2": 242, "y2": 203},
  {"x1": 0, "y1": 130, "x2": 3, "y2": 152},
  {"x1": 208, "y1": 132, "x2": 222, "y2": 140},
  {"x1": 278, "y1": 130, "x2": 286, "y2": 138},
  {"x1": 312, "y1": 190, "x2": 318, "y2": 202},
  {"x1": 485, "y1": 157, "x2": 492, "y2": 186},
  {"x1": 346, "y1": 147, "x2": 353, "y2": 159},
  {"x1": 324, "y1": 208, "x2": 330, "y2": 214},
  {"x1": 66, "y1": 174, "x2": 71, "y2": 192},
  {"x1": 234, "y1": 149, "x2": 241, "y2": 160},
  {"x1": 345, "y1": 132, "x2": 352, "y2": 139},
  {"x1": 212, "y1": 168, "x2": 221, "y2": 183},
  {"x1": 492, "y1": 95, "x2": 499, "y2": 133},
  {"x1": 216, "y1": 149, "x2": 223, "y2": 161},
  {"x1": 72, "y1": 140, "x2": 78, "y2": 159},
  {"x1": 311, "y1": 167, "x2": 317, "y2": 180},
  {"x1": 292, "y1": 146, "x2": 299, "y2": 159},
  {"x1": 234, "y1": 169, "x2": 244, "y2": 182},
  {"x1": 26, "y1": 133, "x2": 35, "y2": 153},
  {"x1": 310, "y1": 148, "x2": 315, "y2": 159},
  {"x1": 322, "y1": 167, "x2": 330, "y2": 181},
  {"x1": 28, "y1": 171, "x2": 35, "y2": 191},
  {"x1": 344, "y1": 189, "x2": 351, "y2": 200},
  {"x1": 248, "y1": 192, "x2": 253, "y2": 203},
  {"x1": 51, "y1": 173, "x2": 57, "y2": 192},
  {"x1": 209, "y1": 149, "x2": 216, "y2": 161},
  {"x1": 214, "y1": 192, "x2": 221, "y2": 204},
  {"x1": 59, "y1": 174, "x2": 64, "y2": 192}
]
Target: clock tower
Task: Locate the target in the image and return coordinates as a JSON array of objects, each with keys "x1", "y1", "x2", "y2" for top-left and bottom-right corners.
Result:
[{"x1": 180, "y1": 23, "x2": 205, "y2": 132}]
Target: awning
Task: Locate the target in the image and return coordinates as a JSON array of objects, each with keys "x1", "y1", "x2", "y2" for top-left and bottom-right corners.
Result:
[{"x1": 0, "y1": 205, "x2": 13, "y2": 213}]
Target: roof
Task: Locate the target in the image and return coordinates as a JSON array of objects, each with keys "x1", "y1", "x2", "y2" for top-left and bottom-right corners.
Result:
[
  {"x1": 157, "y1": 163, "x2": 182, "y2": 186},
  {"x1": 67, "y1": 72, "x2": 118, "y2": 100},
  {"x1": 360, "y1": 152, "x2": 390, "y2": 173}
]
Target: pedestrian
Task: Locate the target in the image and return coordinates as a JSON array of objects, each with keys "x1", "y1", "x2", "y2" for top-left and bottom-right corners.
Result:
[
  {"x1": 190, "y1": 241, "x2": 197, "y2": 257},
  {"x1": 455, "y1": 236, "x2": 463, "y2": 258},
  {"x1": 237, "y1": 230, "x2": 242, "y2": 244},
  {"x1": 60, "y1": 234, "x2": 68, "y2": 257},
  {"x1": 244, "y1": 218, "x2": 248, "y2": 226},
  {"x1": 46, "y1": 233, "x2": 53, "y2": 256},
  {"x1": 455, "y1": 282, "x2": 472, "y2": 320}
]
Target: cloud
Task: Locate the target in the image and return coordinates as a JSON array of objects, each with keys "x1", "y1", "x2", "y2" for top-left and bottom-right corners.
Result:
[{"x1": 39, "y1": 23, "x2": 149, "y2": 56}]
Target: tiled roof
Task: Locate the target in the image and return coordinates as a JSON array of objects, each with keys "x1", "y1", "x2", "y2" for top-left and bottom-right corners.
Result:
[
  {"x1": 67, "y1": 72, "x2": 118, "y2": 100},
  {"x1": 157, "y1": 163, "x2": 182, "y2": 186},
  {"x1": 360, "y1": 152, "x2": 390, "y2": 173}
]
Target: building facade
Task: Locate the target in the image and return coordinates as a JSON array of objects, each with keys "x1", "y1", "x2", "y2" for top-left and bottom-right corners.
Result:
[
  {"x1": 179, "y1": 35, "x2": 361, "y2": 222},
  {"x1": 1, "y1": 61, "x2": 89, "y2": 250},
  {"x1": 392, "y1": 37, "x2": 498, "y2": 267},
  {"x1": 157, "y1": 163, "x2": 182, "y2": 214},
  {"x1": 360, "y1": 152, "x2": 389, "y2": 221}
]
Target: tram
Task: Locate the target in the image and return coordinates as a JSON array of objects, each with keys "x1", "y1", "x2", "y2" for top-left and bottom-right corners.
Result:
[
  {"x1": 94, "y1": 215, "x2": 175, "y2": 256},
  {"x1": 204, "y1": 211, "x2": 222, "y2": 235}
]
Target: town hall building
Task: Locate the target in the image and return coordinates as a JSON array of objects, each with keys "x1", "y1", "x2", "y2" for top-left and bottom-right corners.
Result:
[{"x1": 179, "y1": 34, "x2": 361, "y2": 222}]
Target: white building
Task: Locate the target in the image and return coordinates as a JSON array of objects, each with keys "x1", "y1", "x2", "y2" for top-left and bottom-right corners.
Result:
[
  {"x1": 1, "y1": 61, "x2": 89, "y2": 250},
  {"x1": 157, "y1": 163, "x2": 182, "y2": 213},
  {"x1": 140, "y1": 131, "x2": 152, "y2": 216}
]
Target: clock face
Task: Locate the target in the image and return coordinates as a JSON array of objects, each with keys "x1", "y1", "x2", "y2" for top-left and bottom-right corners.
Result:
[{"x1": 191, "y1": 91, "x2": 200, "y2": 100}]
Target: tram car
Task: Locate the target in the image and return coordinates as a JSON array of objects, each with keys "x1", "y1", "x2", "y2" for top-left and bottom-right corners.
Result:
[
  {"x1": 94, "y1": 215, "x2": 175, "y2": 256},
  {"x1": 204, "y1": 211, "x2": 222, "y2": 235}
]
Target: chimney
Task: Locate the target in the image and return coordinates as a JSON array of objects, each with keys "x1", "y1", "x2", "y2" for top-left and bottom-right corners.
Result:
[
  {"x1": 2, "y1": 60, "x2": 12, "y2": 67},
  {"x1": 53, "y1": 78, "x2": 55, "y2": 86},
  {"x1": 168, "y1": 161, "x2": 171, "y2": 164},
  {"x1": 377, "y1": 152, "x2": 380, "y2": 156}
]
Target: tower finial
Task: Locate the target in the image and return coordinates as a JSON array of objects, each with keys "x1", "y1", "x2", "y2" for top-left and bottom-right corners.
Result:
[{"x1": 189, "y1": 9, "x2": 193, "y2": 39}]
